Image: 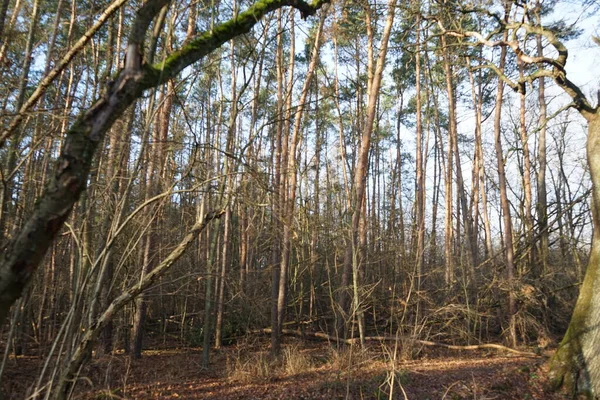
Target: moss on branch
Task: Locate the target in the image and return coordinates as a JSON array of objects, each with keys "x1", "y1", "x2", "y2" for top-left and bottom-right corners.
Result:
[{"x1": 143, "y1": 0, "x2": 329, "y2": 86}]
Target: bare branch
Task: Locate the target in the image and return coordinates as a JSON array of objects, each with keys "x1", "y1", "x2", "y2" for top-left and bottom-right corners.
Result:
[
  {"x1": 53, "y1": 209, "x2": 224, "y2": 399},
  {"x1": 439, "y1": 18, "x2": 596, "y2": 119}
]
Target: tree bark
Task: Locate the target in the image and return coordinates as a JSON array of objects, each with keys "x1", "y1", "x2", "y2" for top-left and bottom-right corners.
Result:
[
  {"x1": 339, "y1": 0, "x2": 395, "y2": 346},
  {"x1": 518, "y1": 60, "x2": 535, "y2": 275},
  {"x1": 549, "y1": 115, "x2": 600, "y2": 397},
  {"x1": 272, "y1": 7, "x2": 326, "y2": 355},
  {"x1": 534, "y1": 1, "x2": 549, "y2": 275}
]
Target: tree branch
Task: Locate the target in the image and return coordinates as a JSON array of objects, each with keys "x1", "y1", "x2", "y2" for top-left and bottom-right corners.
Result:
[
  {"x1": 0, "y1": 0, "x2": 130, "y2": 147},
  {"x1": 0, "y1": 0, "x2": 330, "y2": 328},
  {"x1": 53, "y1": 210, "x2": 224, "y2": 399},
  {"x1": 143, "y1": 0, "x2": 329, "y2": 84},
  {"x1": 125, "y1": 0, "x2": 171, "y2": 72},
  {"x1": 441, "y1": 18, "x2": 597, "y2": 119},
  {"x1": 254, "y1": 328, "x2": 538, "y2": 357}
]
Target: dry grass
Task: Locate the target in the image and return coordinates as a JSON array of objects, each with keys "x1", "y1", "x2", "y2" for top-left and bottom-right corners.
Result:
[
  {"x1": 282, "y1": 344, "x2": 313, "y2": 375},
  {"x1": 226, "y1": 349, "x2": 273, "y2": 383},
  {"x1": 226, "y1": 340, "x2": 315, "y2": 383},
  {"x1": 2, "y1": 340, "x2": 559, "y2": 400},
  {"x1": 226, "y1": 336, "x2": 273, "y2": 383},
  {"x1": 327, "y1": 344, "x2": 378, "y2": 372}
]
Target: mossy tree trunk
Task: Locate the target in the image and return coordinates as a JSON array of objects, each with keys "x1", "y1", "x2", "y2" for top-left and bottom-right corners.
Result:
[{"x1": 549, "y1": 114, "x2": 600, "y2": 398}]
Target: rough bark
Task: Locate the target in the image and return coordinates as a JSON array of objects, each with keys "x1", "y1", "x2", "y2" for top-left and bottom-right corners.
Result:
[
  {"x1": 534, "y1": 1, "x2": 549, "y2": 274},
  {"x1": 549, "y1": 115, "x2": 600, "y2": 398}
]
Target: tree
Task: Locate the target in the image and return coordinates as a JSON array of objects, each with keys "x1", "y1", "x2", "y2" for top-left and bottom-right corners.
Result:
[
  {"x1": 437, "y1": 5, "x2": 600, "y2": 396},
  {"x1": 0, "y1": 0, "x2": 330, "y2": 328},
  {"x1": 1, "y1": 0, "x2": 598, "y2": 398},
  {"x1": 271, "y1": 7, "x2": 327, "y2": 355}
]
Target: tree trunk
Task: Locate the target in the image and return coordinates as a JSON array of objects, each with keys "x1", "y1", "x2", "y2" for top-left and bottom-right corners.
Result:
[
  {"x1": 0, "y1": 0, "x2": 329, "y2": 330},
  {"x1": 534, "y1": 2, "x2": 548, "y2": 275},
  {"x1": 270, "y1": 9, "x2": 291, "y2": 357},
  {"x1": 339, "y1": 0, "x2": 395, "y2": 346},
  {"x1": 273, "y1": 8, "x2": 326, "y2": 355},
  {"x1": 549, "y1": 114, "x2": 600, "y2": 397},
  {"x1": 441, "y1": 35, "x2": 477, "y2": 283},
  {"x1": 490, "y1": 9, "x2": 517, "y2": 347},
  {"x1": 467, "y1": 56, "x2": 493, "y2": 260},
  {"x1": 215, "y1": 205, "x2": 231, "y2": 348},
  {"x1": 414, "y1": 11, "x2": 425, "y2": 292},
  {"x1": 0, "y1": 0, "x2": 40, "y2": 244},
  {"x1": 518, "y1": 60, "x2": 535, "y2": 275},
  {"x1": 131, "y1": 78, "x2": 171, "y2": 359}
]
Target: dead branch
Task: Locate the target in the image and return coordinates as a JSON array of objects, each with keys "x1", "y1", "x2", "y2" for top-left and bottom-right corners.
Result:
[{"x1": 252, "y1": 328, "x2": 538, "y2": 357}]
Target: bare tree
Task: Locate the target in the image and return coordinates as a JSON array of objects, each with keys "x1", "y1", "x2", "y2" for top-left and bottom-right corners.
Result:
[{"x1": 0, "y1": 0, "x2": 330, "y2": 328}]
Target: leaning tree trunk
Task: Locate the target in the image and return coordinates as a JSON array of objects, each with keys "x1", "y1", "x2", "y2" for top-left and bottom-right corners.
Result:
[
  {"x1": 0, "y1": 0, "x2": 329, "y2": 329},
  {"x1": 549, "y1": 114, "x2": 600, "y2": 397}
]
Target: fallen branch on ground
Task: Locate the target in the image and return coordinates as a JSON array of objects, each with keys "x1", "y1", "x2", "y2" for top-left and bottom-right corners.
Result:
[{"x1": 252, "y1": 328, "x2": 538, "y2": 357}]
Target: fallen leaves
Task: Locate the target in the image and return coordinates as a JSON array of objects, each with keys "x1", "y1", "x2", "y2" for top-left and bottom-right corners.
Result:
[{"x1": 1, "y1": 339, "x2": 568, "y2": 399}]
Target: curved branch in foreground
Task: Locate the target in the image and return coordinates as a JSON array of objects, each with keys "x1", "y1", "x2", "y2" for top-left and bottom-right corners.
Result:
[
  {"x1": 437, "y1": 19, "x2": 597, "y2": 118},
  {"x1": 0, "y1": 0, "x2": 329, "y2": 328},
  {"x1": 53, "y1": 210, "x2": 224, "y2": 400}
]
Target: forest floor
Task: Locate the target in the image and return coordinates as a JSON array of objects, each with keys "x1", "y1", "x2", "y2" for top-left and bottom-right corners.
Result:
[{"x1": 2, "y1": 337, "x2": 569, "y2": 399}]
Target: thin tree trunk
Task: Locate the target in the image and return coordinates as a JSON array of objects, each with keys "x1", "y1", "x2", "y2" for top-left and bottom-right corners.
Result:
[
  {"x1": 441, "y1": 35, "x2": 477, "y2": 283},
  {"x1": 518, "y1": 60, "x2": 535, "y2": 276},
  {"x1": 414, "y1": 11, "x2": 425, "y2": 291},
  {"x1": 493, "y1": 10, "x2": 517, "y2": 347},
  {"x1": 273, "y1": 8, "x2": 326, "y2": 355},
  {"x1": 270, "y1": 9, "x2": 287, "y2": 356},
  {"x1": 341, "y1": 0, "x2": 395, "y2": 346},
  {"x1": 215, "y1": 205, "x2": 231, "y2": 348},
  {"x1": 0, "y1": 0, "x2": 40, "y2": 243},
  {"x1": 54, "y1": 208, "x2": 224, "y2": 399},
  {"x1": 534, "y1": 2, "x2": 548, "y2": 275},
  {"x1": 131, "y1": 78, "x2": 172, "y2": 358},
  {"x1": 467, "y1": 56, "x2": 493, "y2": 259}
]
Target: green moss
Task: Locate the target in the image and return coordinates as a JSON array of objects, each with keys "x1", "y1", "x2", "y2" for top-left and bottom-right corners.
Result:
[{"x1": 149, "y1": 0, "x2": 328, "y2": 81}]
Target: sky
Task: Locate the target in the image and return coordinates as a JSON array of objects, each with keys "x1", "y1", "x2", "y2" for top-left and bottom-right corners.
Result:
[{"x1": 555, "y1": 1, "x2": 600, "y2": 98}]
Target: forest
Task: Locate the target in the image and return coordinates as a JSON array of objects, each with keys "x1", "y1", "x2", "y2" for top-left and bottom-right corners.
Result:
[{"x1": 0, "y1": 0, "x2": 599, "y2": 398}]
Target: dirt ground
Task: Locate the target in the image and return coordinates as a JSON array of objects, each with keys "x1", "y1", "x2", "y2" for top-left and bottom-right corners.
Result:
[{"x1": 1, "y1": 339, "x2": 568, "y2": 399}]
